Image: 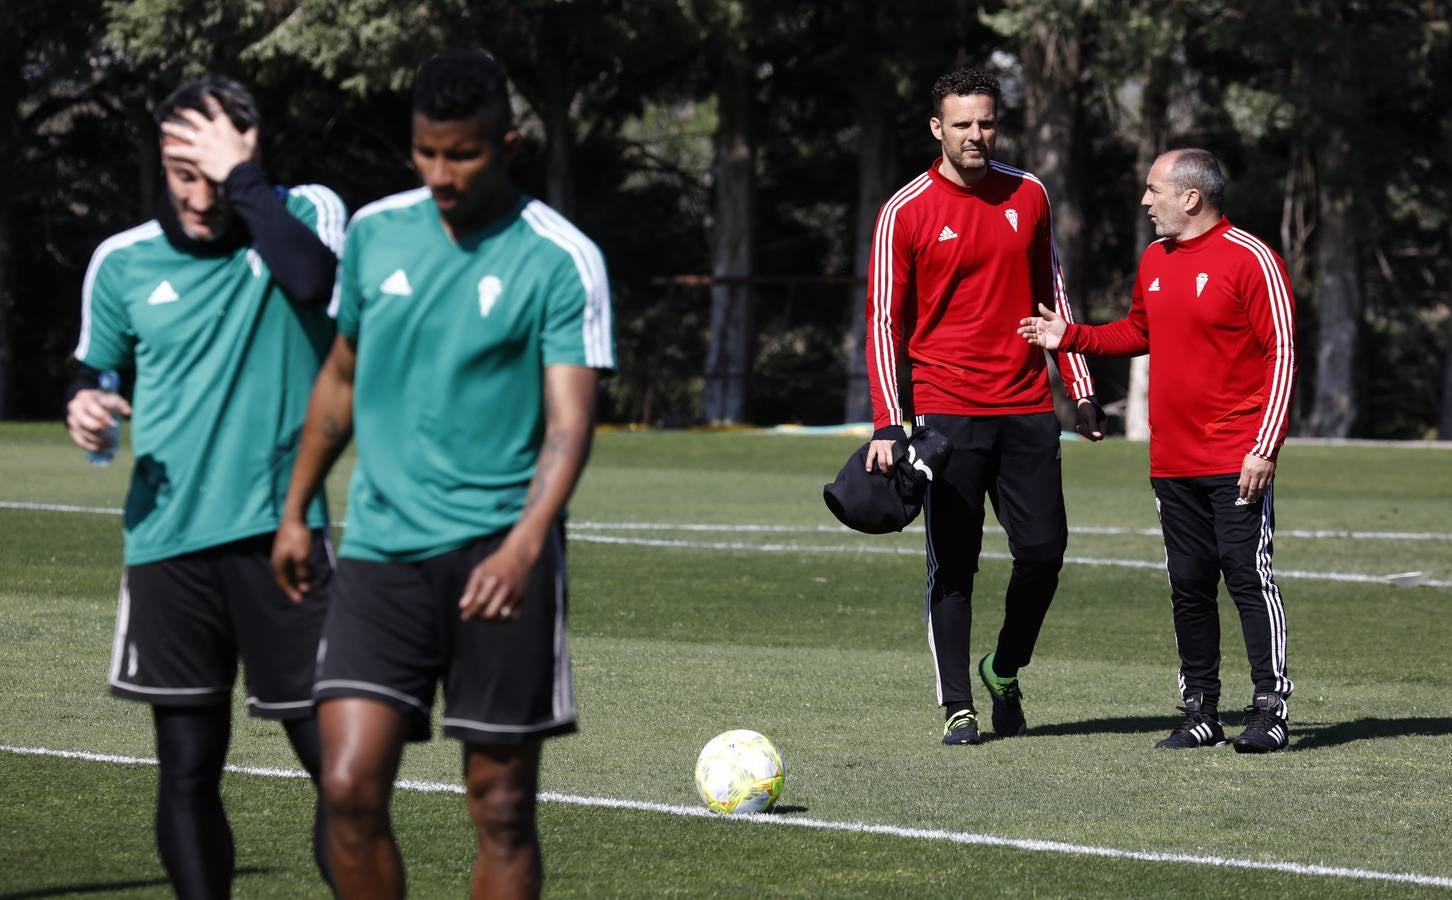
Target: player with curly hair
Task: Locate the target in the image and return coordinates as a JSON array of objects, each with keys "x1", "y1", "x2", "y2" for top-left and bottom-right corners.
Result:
[{"x1": 273, "y1": 49, "x2": 614, "y2": 897}]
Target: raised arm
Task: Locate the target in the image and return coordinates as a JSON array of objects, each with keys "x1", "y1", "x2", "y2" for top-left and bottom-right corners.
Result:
[
  {"x1": 272, "y1": 335, "x2": 356, "y2": 601},
  {"x1": 458, "y1": 365, "x2": 600, "y2": 621},
  {"x1": 161, "y1": 98, "x2": 340, "y2": 307}
]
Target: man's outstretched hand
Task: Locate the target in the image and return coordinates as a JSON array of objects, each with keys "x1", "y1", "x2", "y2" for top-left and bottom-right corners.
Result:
[{"x1": 1018, "y1": 303, "x2": 1067, "y2": 351}]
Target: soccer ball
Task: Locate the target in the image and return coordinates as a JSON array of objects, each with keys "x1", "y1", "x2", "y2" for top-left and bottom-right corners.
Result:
[{"x1": 693, "y1": 729, "x2": 784, "y2": 815}]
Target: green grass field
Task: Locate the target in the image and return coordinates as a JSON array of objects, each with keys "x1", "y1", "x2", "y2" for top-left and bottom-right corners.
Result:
[{"x1": 2, "y1": 422, "x2": 1451, "y2": 898}]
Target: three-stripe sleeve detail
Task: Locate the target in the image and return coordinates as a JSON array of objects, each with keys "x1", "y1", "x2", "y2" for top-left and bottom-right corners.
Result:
[
  {"x1": 75, "y1": 221, "x2": 163, "y2": 362},
  {"x1": 1224, "y1": 228, "x2": 1296, "y2": 459},
  {"x1": 290, "y1": 184, "x2": 347, "y2": 255},
  {"x1": 520, "y1": 201, "x2": 615, "y2": 370},
  {"x1": 870, "y1": 174, "x2": 932, "y2": 427}
]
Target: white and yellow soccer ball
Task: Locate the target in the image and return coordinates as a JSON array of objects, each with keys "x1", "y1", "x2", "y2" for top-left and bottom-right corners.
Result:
[{"x1": 693, "y1": 729, "x2": 784, "y2": 815}]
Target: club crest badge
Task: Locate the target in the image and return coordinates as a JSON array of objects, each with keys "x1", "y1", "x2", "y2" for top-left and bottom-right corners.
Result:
[
  {"x1": 1196, "y1": 272, "x2": 1209, "y2": 297},
  {"x1": 478, "y1": 275, "x2": 503, "y2": 317},
  {"x1": 1005, "y1": 209, "x2": 1019, "y2": 232}
]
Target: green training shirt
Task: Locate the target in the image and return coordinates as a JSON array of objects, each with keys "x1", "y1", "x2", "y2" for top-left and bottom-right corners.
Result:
[
  {"x1": 336, "y1": 188, "x2": 615, "y2": 562},
  {"x1": 75, "y1": 185, "x2": 346, "y2": 565}
]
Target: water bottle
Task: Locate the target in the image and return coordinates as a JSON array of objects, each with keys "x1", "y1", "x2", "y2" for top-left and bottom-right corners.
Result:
[{"x1": 86, "y1": 370, "x2": 125, "y2": 467}]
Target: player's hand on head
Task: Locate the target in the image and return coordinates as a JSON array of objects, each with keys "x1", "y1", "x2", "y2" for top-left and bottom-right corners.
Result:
[
  {"x1": 459, "y1": 540, "x2": 538, "y2": 622},
  {"x1": 271, "y1": 519, "x2": 315, "y2": 603},
  {"x1": 65, "y1": 388, "x2": 131, "y2": 452},
  {"x1": 160, "y1": 96, "x2": 256, "y2": 183}
]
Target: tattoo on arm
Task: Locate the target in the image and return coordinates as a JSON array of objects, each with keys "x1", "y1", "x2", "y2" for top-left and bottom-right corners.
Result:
[{"x1": 522, "y1": 428, "x2": 574, "y2": 512}]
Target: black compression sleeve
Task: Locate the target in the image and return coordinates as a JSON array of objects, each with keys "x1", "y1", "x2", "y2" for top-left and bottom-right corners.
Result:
[
  {"x1": 153, "y1": 705, "x2": 235, "y2": 898},
  {"x1": 65, "y1": 363, "x2": 105, "y2": 409},
  {"x1": 224, "y1": 161, "x2": 337, "y2": 308}
]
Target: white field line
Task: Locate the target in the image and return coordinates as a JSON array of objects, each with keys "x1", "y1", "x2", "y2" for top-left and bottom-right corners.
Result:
[
  {"x1": 4, "y1": 501, "x2": 1448, "y2": 588},
  {"x1": 0, "y1": 500, "x2": 128, "y2": 515},
  {"x1": 574, "y1": 520, "x2": 1452, "y2": 542},
  {"x1": 7, "y1": 501, "x2": 1449, "y2": 542},
  {"x1": 3, "y1": 743, "x2": 1449, "y2": 890},
  {"x1": 569, "y1": 533, "x2": 1452, "y2": 589}
]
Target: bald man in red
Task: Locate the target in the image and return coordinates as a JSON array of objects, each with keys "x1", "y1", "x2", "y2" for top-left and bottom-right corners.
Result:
[{"x1": 1020, "y1": 147, "x2": 1297, "y2": 753}]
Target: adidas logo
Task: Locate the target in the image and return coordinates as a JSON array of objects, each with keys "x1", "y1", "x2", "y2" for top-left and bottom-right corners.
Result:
[
  {"x1": 146, "y1": 281, "x2": 180, "y2": 305},
  {"x1": 379, "y1": 269, "x2": 413, "y2": 296},
  {"x1": 1148, "y1": 277, "x2": 1161, "y2": 292},
  {"x1": 937, "y1": 225, "x2": 958, "y2": 242}
]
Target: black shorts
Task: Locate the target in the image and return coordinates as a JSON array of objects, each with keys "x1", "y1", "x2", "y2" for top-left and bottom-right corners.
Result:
[
  {"x1": 109, "y1": 531, "x2": 334, "y2": 720},
  {"x1": 315, "y1": 525, "x2": 575, "y2": 745}
]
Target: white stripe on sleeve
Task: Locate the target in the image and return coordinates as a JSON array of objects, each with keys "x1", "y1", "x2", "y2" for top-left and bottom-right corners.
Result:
[
  {"x1": 520, "y1": 201, "x2": 614, "y2": 369},
  {"x1": 290, "y1": 185, "x2": 347, "y2": 255},
  {"x1": 1224, "y1": 228, "x2": 1296, "y2": 457},
  {"x1": 75, "y1": 221, "x2": 163, "y2": 362},
  {"x1": 870, "y1": 174, "x2": 932, "y2": 426}
]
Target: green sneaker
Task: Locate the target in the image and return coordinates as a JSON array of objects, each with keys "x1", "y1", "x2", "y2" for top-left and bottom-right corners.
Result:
[
  {"x1": 978, "y1": 652, "x2": 1027, "y2": 737},
  {"x1": 941, "y1": 708, "x2": 982, "y2": 745}
]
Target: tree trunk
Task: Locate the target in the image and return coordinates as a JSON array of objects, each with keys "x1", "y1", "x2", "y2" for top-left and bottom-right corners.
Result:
[
  {"x1": 1306, "y1": 130, "x2": 1361, "y2": 437},
  {"x1": 0, "y1": 21, "x2": 19, "y2": 419},
  {"x1": 0, "y1": 200, "x2": 14, "y2": 420},
  {"x1": 702, "y1": 48, "x2": 754, "y2": 424},
  {"x1": 1019, "y1": 21, "x2": 1084, "y2": 309},
  {"x1": 1441, "y1": 214, "x2": 1452, "y2": 439},
  {"x1": 538, "y1": 32, "x2": 575, "y2": 218},
  {"x1": 843, "y1": 84, "x2": 894, "y2": 424},
  {"x1": 1019, "y1": 20, "x2": 1084, "y2": 427},
  {"x1": 1124, "y1": 66, "x2": 1168, "y2": 441}
]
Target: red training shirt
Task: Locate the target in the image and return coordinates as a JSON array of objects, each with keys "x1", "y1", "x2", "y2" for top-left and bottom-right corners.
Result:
[
  {"x1": 1060, "y1": 216, "x2": 1297, "y2": 478},
  {"x1": 866, "y1": 160, "x2": 1095, "y2": 434}
]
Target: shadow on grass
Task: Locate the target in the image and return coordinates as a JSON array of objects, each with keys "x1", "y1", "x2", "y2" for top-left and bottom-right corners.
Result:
[
  {"x1": 1028, "y1": 714, "x2": 1452, "y2": 750},
  {"x1": 1029, "y1": 715, "x2": 1171, "y2": 737},
  {"x1": 0, "y1": 867, "x2": 271, "y2": 899},
  {"x1": 772, "y1": 804, "x2": 810, "y2": 814},
  {"x1": 1288, "y1": 717, "x2": 1452, "y2": 751}
]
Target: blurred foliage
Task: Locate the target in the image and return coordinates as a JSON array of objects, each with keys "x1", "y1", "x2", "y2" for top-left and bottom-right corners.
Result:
[{"x1": 2, "y1": 0, "x2": 1448, "y2": 432}]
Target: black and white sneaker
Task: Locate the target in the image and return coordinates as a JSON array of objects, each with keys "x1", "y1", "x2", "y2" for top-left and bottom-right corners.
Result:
[
  {"x1": 1154, "y1": 695, "x2": 1227, "y2": 749},
  {"x1": 1232, "y1": 694, "x2": 1290, "y2": 753}
]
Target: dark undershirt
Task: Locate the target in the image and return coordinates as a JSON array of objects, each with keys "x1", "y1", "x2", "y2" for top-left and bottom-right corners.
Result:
[{"x1": 68, "y1": 161, "x2": 338, "y2": 405}]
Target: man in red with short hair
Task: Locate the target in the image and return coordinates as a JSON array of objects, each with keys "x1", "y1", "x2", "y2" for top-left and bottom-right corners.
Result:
[
  {"x1": 1020, "y1": 147, "x2": 1297, "y2": 753},
  {"x1": 865, "y1": 67, "x2": 1103, "y2": 746}
]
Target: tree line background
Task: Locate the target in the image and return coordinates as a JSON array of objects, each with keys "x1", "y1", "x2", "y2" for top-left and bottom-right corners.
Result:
[{"x1": 2, "y1": 0, "x2": 1449, "y2": 438}]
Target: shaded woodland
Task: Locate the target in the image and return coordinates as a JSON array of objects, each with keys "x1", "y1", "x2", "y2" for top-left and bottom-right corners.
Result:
[{"x1": 2, "y1": 0, "x2": 1449, "y2": 437}]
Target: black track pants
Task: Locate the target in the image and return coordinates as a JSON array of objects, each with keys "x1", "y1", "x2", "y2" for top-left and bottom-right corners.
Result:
[
  {"x1": 919, "y1": 412, "x2": 1067, "y2": 708},
  {"x1": 1152, "y1": 475, "x2": 1293, "y2": 708}
]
